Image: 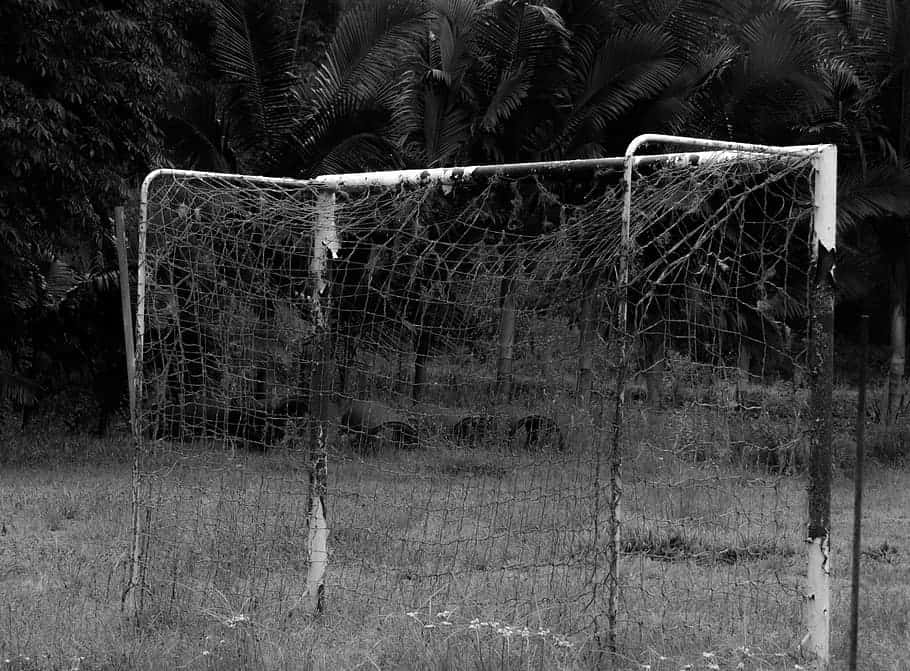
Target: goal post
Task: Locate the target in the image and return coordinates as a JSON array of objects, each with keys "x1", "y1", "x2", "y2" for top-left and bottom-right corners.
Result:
[
  {"x1": 128, "y1": 135, "x2": 835, "y2": 666},
  {"x1": 618, "y1": 134, "x2": 836, "y2": 665}
]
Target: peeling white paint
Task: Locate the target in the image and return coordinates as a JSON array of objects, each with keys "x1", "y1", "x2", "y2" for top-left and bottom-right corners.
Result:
[
  {"x1": 135, "y1": 138, "x2": 838, "y2": 626},
  {"x1": 623, "y1": 132, "x2": 823, "y2": 158},
  {"x1": 311, "y1": 191, "x2": 337, "y2": 318},
  {"x1": 812, "y1": 146, "x2": 838, "y2": 258},
  {"x1": 802, "y1": 534, "x2": 831, "y2": 666},
  {"x1": 306, "y1": 493, "x2": 328, "y2": 614}
]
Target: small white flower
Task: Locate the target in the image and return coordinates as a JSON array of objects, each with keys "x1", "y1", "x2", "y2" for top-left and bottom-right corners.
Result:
[
  {"x1": 702, "y1": 652, "x2": 715, "y2": 658},
  {"x1": 423, "y1": 623, "x2": 435, "y2": 629},
  {"x1": 537, "y1": 628, "x2": 550, "y2": 636},
  {"x1": 659, "y1": 656, "x2": 667, "y2": 661},
  {"x1": 641, "y1": 665, "x2": 651, "y2": 670},
  {"x1": 707, "y1": 664, "x2": 720, "y2": 671},
  {"x1": 436, "y1": 610, "x2": 452, "y2": 619},
  {"x1": 440, "y1": 621, "x2": 453, "y2": 626},
  {"x1": 223, "y1": 614, "x2": 249, "y2": 628},
  {"x1": 202, "y1": 650, "x2": 210, "y2": 656},
  {"x1": 406, "y1": 611, "x2": 419, "y2": 619}
]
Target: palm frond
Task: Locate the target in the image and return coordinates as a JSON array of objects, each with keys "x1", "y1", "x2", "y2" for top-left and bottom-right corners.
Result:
[
  {"x1": 693, "y1": 4, "x2": 833, "y2": 141},
  {"x1": 417, "y1": 85, "x2": 473, "y2": 165},
  {"x1": 837, "y1": 165, "x2": 910, "y2": 234},
  {"x1": 288, "y1": 75, "x2": 415, "y2": 176},
  {"x1": 161, "y1": 85, "x2": 236, "y2": 172},
  {"x1": 213, "y1": 0, "x2": 298, "y2": 163},
  {"x1": 479, "y1": 66, "x2": 531, "y2": 131},
  {"x1": 429, "y1": 0, "x2": 482, "y2": 76},
  {"x1": 742, "y1": 12, "x2": 822, "y2": 77},
  {"x1": 407, "y1": 0, "x2": 484, "y2": 165},
  {"x1": 289, "y1": 0, "x2": 428, "y2": 174},
  {"x1": 42, "y1": 257, "x2": 83, "y2": 307},
  {"x1": 477, "y1": 1, "x2": 567, "y2": 66},
  {"x1": 546, "y1": 23, "x2": 680, "y2": 156},
  {"x1": 315, "y1": 133, "x2": 409, "y2": 176},
  {"x1": 655, "y1": 43, "x2": 738, "y2": 134},
  {"x1": 88, "y1": 269, "x2": 122, "y2": 296},
  {"x1": 311, "y1": 0, "x2": 428, "y2": 106}
]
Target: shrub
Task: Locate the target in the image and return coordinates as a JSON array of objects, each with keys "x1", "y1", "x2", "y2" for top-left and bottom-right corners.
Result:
[{"x1": 867, "y1": 424, "x2": 910, "y2": 465}]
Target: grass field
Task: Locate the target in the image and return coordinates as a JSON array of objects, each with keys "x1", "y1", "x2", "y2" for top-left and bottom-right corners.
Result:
[{"x1": 1, "y1": 399, "x2": 908, "y2": 671}]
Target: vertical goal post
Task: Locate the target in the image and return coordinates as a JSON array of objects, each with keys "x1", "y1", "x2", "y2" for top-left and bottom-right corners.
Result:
[
  {"x1": 620, "y1": 135, "x2": 836, "y2": 667},
  {"x1": 127, "y1": 134, "x2": 835, "y2": 665}
]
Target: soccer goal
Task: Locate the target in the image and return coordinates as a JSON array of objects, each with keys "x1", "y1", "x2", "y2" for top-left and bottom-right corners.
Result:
[{"x1": 127, "y1": 134, "x2": 835, "y2": 666}]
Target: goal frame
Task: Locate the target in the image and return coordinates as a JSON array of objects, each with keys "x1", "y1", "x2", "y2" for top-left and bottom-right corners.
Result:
[{"x1": 131, "y1": 133, "x2": 836, "y2": 665}]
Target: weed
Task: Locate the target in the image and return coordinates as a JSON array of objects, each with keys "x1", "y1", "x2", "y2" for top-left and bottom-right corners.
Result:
[
  {"x1": 1, "y1": 401, "x2": 908, "y2": 670},
  {"x1": 867, "y1": 424, "x2": 910, "y2": 465}
]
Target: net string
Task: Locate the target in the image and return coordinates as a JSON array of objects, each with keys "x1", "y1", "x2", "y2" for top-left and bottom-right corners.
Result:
[{"x1": 133, "y1": 154, "x2": 817, "y2": 655}]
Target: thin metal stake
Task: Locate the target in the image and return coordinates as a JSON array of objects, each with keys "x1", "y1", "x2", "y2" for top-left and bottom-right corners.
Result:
[{"x1": 849, "y1": 314, "x2": 869, "y2": 670}]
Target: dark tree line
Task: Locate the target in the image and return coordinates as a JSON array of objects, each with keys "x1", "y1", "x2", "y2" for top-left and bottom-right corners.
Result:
[{"x1": 4, "y1": 0, "x2": 910, "y2": 432}]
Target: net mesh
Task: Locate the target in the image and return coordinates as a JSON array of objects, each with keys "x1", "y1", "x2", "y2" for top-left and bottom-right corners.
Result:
[{"x1": 134, "y1": 151, "x2": 820, "y2": 662}]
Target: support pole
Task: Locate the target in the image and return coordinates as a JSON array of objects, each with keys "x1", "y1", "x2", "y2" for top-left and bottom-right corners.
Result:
[
  {"x1": 802, "y1": 144, "x2": 837, "y2": 667},
  {"x1": 114, "y1": 206, "x2": 137, "y2": 428},
  {"x1": 849, "y1": 314, "x2": 869, "y2": 670},
  {"x1": 600, "y1": 145, "x2": 636, "y2": 653},
  {"x1": 116, "y1": 205, "x2": 143, "y2": 621},
  {"x1": 306, "y1": 190, "x2": 338, "y2": 615}
]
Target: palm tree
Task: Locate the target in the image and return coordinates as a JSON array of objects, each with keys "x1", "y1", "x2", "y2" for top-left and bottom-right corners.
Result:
[
  {"x1": 163, "y1": 0, "x2": 300, "y2": 173},
  {"x1": 843, "y1": 1, "x2": 910, "y2": 424},
  {"x1": 692, "y1": 0, "x2": 910, "y2": 420},
  {"x1": 397, "y1": 0, "x2": 754, "y2": 403},
  {"x1": 793, "y1": 0, "x2": 910, "y2": 423},
  {"x1": 0, "y1": 239, "x2": 129, "y2": 433},
  {"x1": 166, "y1": 0, "x2": 435, "y2": 178},
  {"x1": 281, "y1": 0, "x2": 429, "y2": 176}
]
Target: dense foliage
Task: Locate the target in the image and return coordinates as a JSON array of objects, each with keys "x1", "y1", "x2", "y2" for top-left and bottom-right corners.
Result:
[
  {"x1": 0, "y1": 0, "x2": 210, "y2": 420},
  {"x1": 2, "y1": 0, "x2": 910, "y2": 430}
]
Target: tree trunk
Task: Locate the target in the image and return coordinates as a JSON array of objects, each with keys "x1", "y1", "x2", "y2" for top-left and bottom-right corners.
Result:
[
  {"x1": 576, "y1": 282, "x2": 595, "y2": 403},
  {"x1": 641, "y1": 333, "x2": 664, "y2": 408},
  {"x1": 737, "y1": 339, "x2": 752, "y2": 399},
  {"x1": 886, "y1": 245, "x2": 909, "y2": 425},
  {"x1": 413, "y1": 329, "x2": 431, "y2": 403},
  {"x1": 496, "y1": 269, "x2": 516, "y2": 404}
]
